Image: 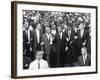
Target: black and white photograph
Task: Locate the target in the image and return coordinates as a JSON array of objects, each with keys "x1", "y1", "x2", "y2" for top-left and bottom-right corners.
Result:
[
  {"x1": 23, "y1": 10, "x2": 91, "y2": 69},
  {"x1": 11, "y1": 1, "x2": 97, "y2": 78}
]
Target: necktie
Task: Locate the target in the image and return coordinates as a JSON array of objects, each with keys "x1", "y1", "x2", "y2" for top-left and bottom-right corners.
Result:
[
  {"x1": 81, "y1": 30, "x2": 84, "y2": 38},
  {"x1": 59, "y1": 33, "x2": 62, "y2": 39},
  {"x1": 47, "y1": 34, "x2": 50, "y2": 41},
  {"x1": 38, "y1": 61, "x2": 40, "y2": 69},
  {"x1": 68, "y1": 30, "x2": 71, "y2": 39},
  {"x1": 26, "y1": 30, "x2": 28, "y2": 41},
  {"x1": 28, "y1": 30, "x2": 30, "y2": 43}
]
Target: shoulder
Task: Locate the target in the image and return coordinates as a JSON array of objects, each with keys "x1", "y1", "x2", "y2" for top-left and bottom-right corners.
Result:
[
  {"x1": 23, "y1": 28, "x2": 25, "y2": 32},
  {"x1": 29, "y1": 60, "x2": 37, "y2": 69},
  {"x1": 55, "y1": 32, "x2": 58, "y2": 35},
  {"x1": 77, "y1": 29, "x2": 79, "y2": 31},
  {"x1": 40, "y1": 29, "x2": 43, "y2": 34},
  {"x1": 84, "y1": 29, "x2": 89, "y2": 33},
  {"x1": 41, "y1": 59, "x2": 48, "y2": 64},
  {"x1": 42, "y1": 33, "x2": 46, "y2": 37},
  {"x1": 78, "y1": 55, "x2": 82, "y2": 60},
  {"x1": 30, "y1": 60, "x2": 36, "y2": 66},
  {"x1": 87, "y1": 54, "x2": 91, "y2": 59}
]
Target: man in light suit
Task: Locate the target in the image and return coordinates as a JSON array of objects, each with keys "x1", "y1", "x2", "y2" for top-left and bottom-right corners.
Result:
[
  {"x1": 41, "y1": 27, "x2": 53, "y2": 67},
  {"x1": 78, "y1": 46, "x2": 91, "y2": 66}
]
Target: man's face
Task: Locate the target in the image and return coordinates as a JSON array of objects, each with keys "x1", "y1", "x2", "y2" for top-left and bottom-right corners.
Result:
[
  {"x1": 52, "y1": 25, "x2": 56, "y2": 30},
  {"x1": 36, "y1": 51, "x2": 43, "y2": 60},
  {"x1": 58, "y1": 26, "x2": 62, "y2": 33},
  {"x1": 37, "y1": 24, "x2": 41, "y2": 30},
  {"x1": 79, "y1": 23, "x2": 85, "y2": 30},
  {"x1": 46, "y1": 27, "x2": 51, "y2": 34},
  {"x1": 74, "y1": 27, "x2": 78, "y2": 31},
  {"x1": 81, "y1": 48, "x2": 87, "y2": 55},
  {"x1": 24, "y1": 22, "x2": 29, "y2": 30}
]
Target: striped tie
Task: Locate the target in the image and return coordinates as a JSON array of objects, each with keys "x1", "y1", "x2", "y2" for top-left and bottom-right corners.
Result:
[{"x1": 38, "y1": 61, "x2": 40, "y2": 69}]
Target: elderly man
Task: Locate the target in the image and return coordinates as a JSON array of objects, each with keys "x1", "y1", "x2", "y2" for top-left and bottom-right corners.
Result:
[{"x1": 41, "y1": 27, "x2": 53, "y2": 67}]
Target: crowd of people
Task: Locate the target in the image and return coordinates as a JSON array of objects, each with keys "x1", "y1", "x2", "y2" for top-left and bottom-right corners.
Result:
[{"x1": 23, "y1": 10, "x2": 91, "y2": 69}]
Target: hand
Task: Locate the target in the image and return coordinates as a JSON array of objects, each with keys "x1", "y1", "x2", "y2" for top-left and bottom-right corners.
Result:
[
  {"x1": 82, "y1": 42, "x2": 86, "y2": 46},
  {"x1": 27, "y1": 41, "x2": 30, "y2": 44},
  {"x1": 50, "y1": 41, "x2": 53, "y2": 45},
  {"x1": 30, "y1": 47, "x2": 32, "y2": 52},
  {"x1": 66, "y1": 38, "x2": 69, "y2": 41},
  {"x1": 25, "y1": 64, "x2": 28, "y2": 67},
  {"x1": 65, "y1": 46, "x2": 68, "y2": 51},
  {"x1": 74, "y1": 36, "x2": 78, "y2": 39},
  {"x1": 70, "y1": 41, "x2": 73, "y2": 44},
  {"x1": 23, "y1": 50, "x2": 26, "y2": 55},
  {"x1": 30, "y1": 38, "x2": 33, "y2": 41},
  {"x1": 40, "y1": 42, "x2": 44, "y2": 45}
]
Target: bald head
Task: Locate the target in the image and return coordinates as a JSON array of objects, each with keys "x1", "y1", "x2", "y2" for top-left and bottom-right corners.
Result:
[
  {"x1": 45, "y1": 27, "x2": 51, "y2": 34},
  {"x1": 57, "y1": 26, "x2": 63, "y2": 33}
]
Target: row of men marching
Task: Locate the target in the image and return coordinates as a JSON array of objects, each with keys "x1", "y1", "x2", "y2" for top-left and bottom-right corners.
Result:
[{"x1": 23, "y1": 21, "x2": 91, "y2": 69}]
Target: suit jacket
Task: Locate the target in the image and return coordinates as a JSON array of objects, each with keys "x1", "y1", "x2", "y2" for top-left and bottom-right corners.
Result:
[
  {"x1": 23, "y1": 30, "x2": 33, "y2": 57},
  {"x1": 78, "y1": 54, "x2": 91, "y2": 66},
  {"x1": 54, "y1": 32, "x2": 67, "y2": 55},
  {"x1": 71, "y1": 30, "x2": 81, "y2": 57},
  {"x1": 77, "y1": 29, "x2": 89, "y2": 47},
  {"x1": 33, "y1": 29, "x2": 42, "y2": 51},
  {"x1": 23, "y1": 29, "x2": 34, "y2": 52},
  {"x1": 65, "y1": 29, "x2": 75, "y2": 47},
  {"x1": 53, "y1": 32, "x2": 67, "y2": 65},
  {"x1": 42, "y1": 33, "x2": 51, "y2": 55}
]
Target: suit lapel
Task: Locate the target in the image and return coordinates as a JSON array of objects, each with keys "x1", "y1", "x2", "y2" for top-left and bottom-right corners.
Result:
[
  {"x1": 45, "y1": 33, "x2": 49, "y2": 42},
  {"x1": 85, "y1": 54, "x2": 89, "y2": 65},
  {"x1": 34, "y1": 30, "x2": 38, "y2": 43},
  {"x1": 58, "y1": 33, "x2": 61, "y2": 40}
]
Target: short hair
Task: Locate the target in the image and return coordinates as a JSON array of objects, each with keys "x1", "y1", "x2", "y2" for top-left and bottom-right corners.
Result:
[
  {"x1": 45, "y1": 27, "x2": 50, "y2": 31},
  {"x1": 57, "y1": 26, "x2": 63, "y2": 29},
  {"x1": 35, "y1": 50, "x2": 44, "y2": 56},
  {"x1": 80, "y1": 22, "x2": 85, "y2": 27}
]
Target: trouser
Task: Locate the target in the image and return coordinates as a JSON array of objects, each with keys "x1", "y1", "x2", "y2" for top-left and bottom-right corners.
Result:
[{"x1": 45, "y1": 54, "x2": 50, "y2": 67}]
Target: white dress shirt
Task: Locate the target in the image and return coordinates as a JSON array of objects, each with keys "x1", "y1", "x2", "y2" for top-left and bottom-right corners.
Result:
[
  {"x1": 25, "y1": 29, "x2": 30, "y2": 43},
  {"x1": 80, "y1": 29, "x2": 84, "y2": 38},
  {"x1": 46, "y1": 33, "x2": 50, "y2": 41},
  {"x1": 36, "y1": 29, "x2": 40, "y2": 43},
  {"x1": 51, "y1": 29, "x2": 56, "y2": 35},
  {"x1": 68, "y1": 30, "x2": 71, "y2": 39},
  {"x1": 29, "y1": 59, "x2": 49, "y2": 70},
  {"x1": 46, "y1": 33, "x2": 53, "y2": 45}
]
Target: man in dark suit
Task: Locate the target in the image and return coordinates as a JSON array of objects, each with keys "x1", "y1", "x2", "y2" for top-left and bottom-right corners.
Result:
[
  {"x1": 78, "y1": 23, "x2": 89, "y2": 50},
  {"x1": 64, "y1": 26, "x2": 75, "y2": 67},
  {"x1": 33, "y1": 23, "x2": 42, "y2": 52},
  {"x1": 23, "y1": 21, "x2": 34, "y2": 69},
  {"x1": 23, "y1": 21, "x2": 33, "y2": 58},
  {"x1": 41, "y1": 27, "x2": 53, "y2": 67},
  {"x1": 78, "y1": 46, "x2": 91, "y2": 66},
  {"x1": 54, "y1": 26, "x2": 66, "y2": 67}
]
